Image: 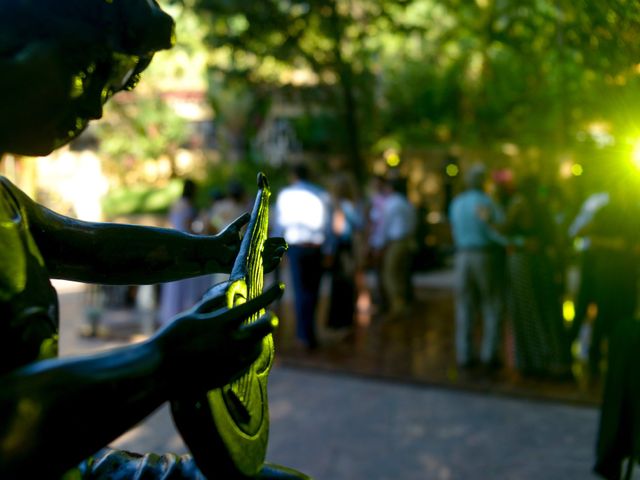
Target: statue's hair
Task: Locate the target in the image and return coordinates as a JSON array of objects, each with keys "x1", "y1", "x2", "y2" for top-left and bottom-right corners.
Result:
[{"x1": 0, "y1": 0, "x2": 174, "y2": 59}]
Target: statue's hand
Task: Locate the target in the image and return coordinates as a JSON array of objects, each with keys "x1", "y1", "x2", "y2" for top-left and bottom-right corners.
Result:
[
  {"x1": 154, "y1": 282, "x2": 284, "y2": 394},
  {"x1": 263, "y1": 237, "x2": 288, "y2": 273},
  {"x1": 203, "y1": 213, "x2": 251, "y2": 273}
]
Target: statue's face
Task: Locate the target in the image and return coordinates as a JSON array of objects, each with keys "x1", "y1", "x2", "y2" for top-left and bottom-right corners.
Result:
[{"x1": 3, "y1": 43, "x2": 149, "y2": 156}]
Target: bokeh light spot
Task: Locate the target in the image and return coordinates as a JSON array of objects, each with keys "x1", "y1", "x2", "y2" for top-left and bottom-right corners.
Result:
[
  {"x1": 445, "y1": 164, "x2": 459, "y2": 177},
  {"x1": 563, "y1": 300, "x2": 575, "y2": 323},
  {"x1": 570, "y1": 164, "x2": 583, "y2": 176},
  {"x1": 631, "y1": 139, "x2": 640, "y2": 170},
  {"x1": 385, "y1": 152, "x2": 401, "y2": 167}
]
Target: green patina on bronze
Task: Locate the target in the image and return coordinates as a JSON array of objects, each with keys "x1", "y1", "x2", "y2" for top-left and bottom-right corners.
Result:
[
  {"x1": 37, "y1": 334, "x2": 59, "y2": 361},
  {"x1": 0, "y1": 204, "x2": 26, "y2": 301},
  {"x1": 0, "y1": 178, "x2": 44, "y2": 301}
]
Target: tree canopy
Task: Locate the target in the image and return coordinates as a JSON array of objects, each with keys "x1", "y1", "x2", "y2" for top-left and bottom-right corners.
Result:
[{"x1": 118, "y1": 0, "x2": 640, "y2": 183}]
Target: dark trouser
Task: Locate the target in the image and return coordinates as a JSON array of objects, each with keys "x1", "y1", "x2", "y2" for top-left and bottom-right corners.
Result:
[
  {"x1": 287, "y1": 245, "x2": 324, "y2": 348},
  {"x1": 327, "y1": 240, "x2": 356, "y2": 329},
  {"x1": 589, "y1": 251, "x2": 638, "y2": 375}
]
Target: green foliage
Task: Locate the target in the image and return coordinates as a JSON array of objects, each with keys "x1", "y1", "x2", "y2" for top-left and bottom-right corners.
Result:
[
  {"x1": 101, "y1": 179, "x2": 183, "y2": 217},
  {"x1": 291, "y1": 113, "x2": 343, "y2": 152},
  {"x1": 180, "y1": 0, "x2": 422, "y2": 182},
  {"x1": 201, "y1": 156, "x2": 289, "y2": 202},
  {"x1": 97, "y1": 96, "x2": 188, "y2": 162},
  {"x1": 93, "y1": 3, "x2": 203, "y2": 179},
  {"x1": 138, "y1": 1, "x2": 640, "y2": 180},
  {"x1": 379, "y1": 0, "x2": 640, "y2": 162}
]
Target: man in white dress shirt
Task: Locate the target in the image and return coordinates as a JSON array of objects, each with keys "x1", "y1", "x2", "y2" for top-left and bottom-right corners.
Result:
[{"x1": 274, "y1": 164, "x2": 331, "y2": 349}]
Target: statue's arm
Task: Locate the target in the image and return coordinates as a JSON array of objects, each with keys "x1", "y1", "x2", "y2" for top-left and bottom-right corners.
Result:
[
  {"x1": 2, "y1": 177, "x2": 246, "y2": 284},
  {"x1": 0, "y1": 283, "x2": 282, "y2": 479},
  {"x1": 0, "y1": 340, "x2": 168, "y2": 478}
]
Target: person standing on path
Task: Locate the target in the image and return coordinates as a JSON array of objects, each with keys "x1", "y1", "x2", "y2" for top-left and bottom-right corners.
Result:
[
  {"x1": 274, "y1": 164, "x2": 331, "y2": 350},
  {"x1": 449, "y1": 164, "x2": 506, "y2": 371},
  {"x1": 378, "y1": 177, "x2": 417, "y2": 319}
]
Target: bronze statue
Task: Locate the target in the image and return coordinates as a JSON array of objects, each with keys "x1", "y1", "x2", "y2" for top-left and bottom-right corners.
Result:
[{"x1": 0, "y1": 1, "x2": 308, "y2": 478}]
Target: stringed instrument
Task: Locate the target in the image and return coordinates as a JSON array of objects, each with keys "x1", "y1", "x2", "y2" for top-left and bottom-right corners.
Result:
[{"x1": 171, "y1": 172, "x2": 276, "y2": 478}]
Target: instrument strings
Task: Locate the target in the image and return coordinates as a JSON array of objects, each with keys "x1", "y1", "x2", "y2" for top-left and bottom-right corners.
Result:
[{"x1": 231, "y1": 190, "x2": 269, "y2": 407}]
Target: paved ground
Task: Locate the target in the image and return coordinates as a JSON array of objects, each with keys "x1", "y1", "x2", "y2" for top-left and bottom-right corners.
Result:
[
  {"x1": 55, "y1": 280, "x2": 608, "y2": 480},
  {"x1": 62, "y1": 267, "x2": 603, "y2": 406},
  {"x1": 107, "y1": 367, "x2": 602, "y2": 480}
]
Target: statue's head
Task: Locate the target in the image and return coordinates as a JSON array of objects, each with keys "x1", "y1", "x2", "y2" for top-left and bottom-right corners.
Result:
[{"x1": 0, "y1": 0, "x2": 175, "y2": 156}]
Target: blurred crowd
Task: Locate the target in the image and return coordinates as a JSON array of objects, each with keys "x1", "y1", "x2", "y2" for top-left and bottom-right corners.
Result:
[
  {"x1": 449, "y1": 161, "x2": 640, "y2": 383},
  {"x1": 271, "y1": 164, "x2": 417, "y2": 351},
  {"x1": 87, "y1": 159, "x2": 640, "y2": 387}
]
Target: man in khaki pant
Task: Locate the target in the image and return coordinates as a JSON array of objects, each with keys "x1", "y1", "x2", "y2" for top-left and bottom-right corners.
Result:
[
  {"x1": 379, "y1": 177, "x2": 417, "y2": 318},
  {"x1": 449, "y1": 164, "x2": 506, "y2": 370}
]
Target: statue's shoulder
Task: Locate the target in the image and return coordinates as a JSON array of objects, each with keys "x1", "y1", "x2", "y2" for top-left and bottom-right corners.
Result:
[
  {"x1": 0, "y1": 176, "x2": 24, "y2": 214},
  {"x1": 0, "y1": 175, "x2": 38, "y2": 303},
  {"x1": 0, "y1": 175, "x2": 57, "y2": 369},
  {"x1": 0, "y1": 175, "x2": 16, "y2": 190}
]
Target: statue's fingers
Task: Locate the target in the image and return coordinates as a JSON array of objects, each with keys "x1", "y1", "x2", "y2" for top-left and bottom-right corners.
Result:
[
  {"x1": 263, "y1": 246, "x2": 287, "y2": 272},
  {"x1": 264, "y1": 244, "x2": 287, "y2": 259},
  {"x1": 238, "y1": 339, "x2": 264, "y2": 369},
  {"x1": 269, "y1": 247, "x2": 287, "y2": 262},
  {"x1": 223, "y1": 212, "x2": 250, "y2": 237},
  {"x1": 222, "y1": 283, "x2": 285, "y2": 326},
  {"x1": 195, "y1": 286, "x2": 228, "y2": 313},
  {"x1": 235, "y1": 312, "x2": 278, "y2": 342},
  {"x1": 264, "y1": 237, "x2": 288, "y2": 250},
  {"x1": 263, "y1": 238, "x2": 288, "y2": 272}
]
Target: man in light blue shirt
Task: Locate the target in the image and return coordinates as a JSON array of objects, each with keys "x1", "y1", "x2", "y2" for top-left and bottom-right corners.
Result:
[{"x1": 449, "y1": 164, "x2": 505, "y2": 370}]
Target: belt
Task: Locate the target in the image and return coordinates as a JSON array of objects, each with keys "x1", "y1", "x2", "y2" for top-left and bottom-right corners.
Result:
[{"x1": 290, "y1": 242, "x2": 322, "y2": 249}]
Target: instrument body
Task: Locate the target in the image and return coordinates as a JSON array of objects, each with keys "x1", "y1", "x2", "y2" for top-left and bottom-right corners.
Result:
[{"x1": 172, "y1": 173, "x2": 274, "y2": 478}]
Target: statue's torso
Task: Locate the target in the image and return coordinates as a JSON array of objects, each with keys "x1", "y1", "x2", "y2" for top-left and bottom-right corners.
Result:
[
  {"x1": 0, "y1": 177, "x2": 58, "y2": 375},
  {"x1": 0, "y1": 177, "x2": 205, "y2": 479}
]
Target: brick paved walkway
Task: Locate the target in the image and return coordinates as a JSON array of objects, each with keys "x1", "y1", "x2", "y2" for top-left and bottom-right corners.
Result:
[{"x1": 56, "y1": 281, "x2": 605, "y2": 480}]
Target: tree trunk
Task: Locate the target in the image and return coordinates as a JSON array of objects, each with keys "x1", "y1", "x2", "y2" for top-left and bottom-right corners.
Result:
[{"x1": 329, "y1": 0, "x2": 365, "y2": 185}]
